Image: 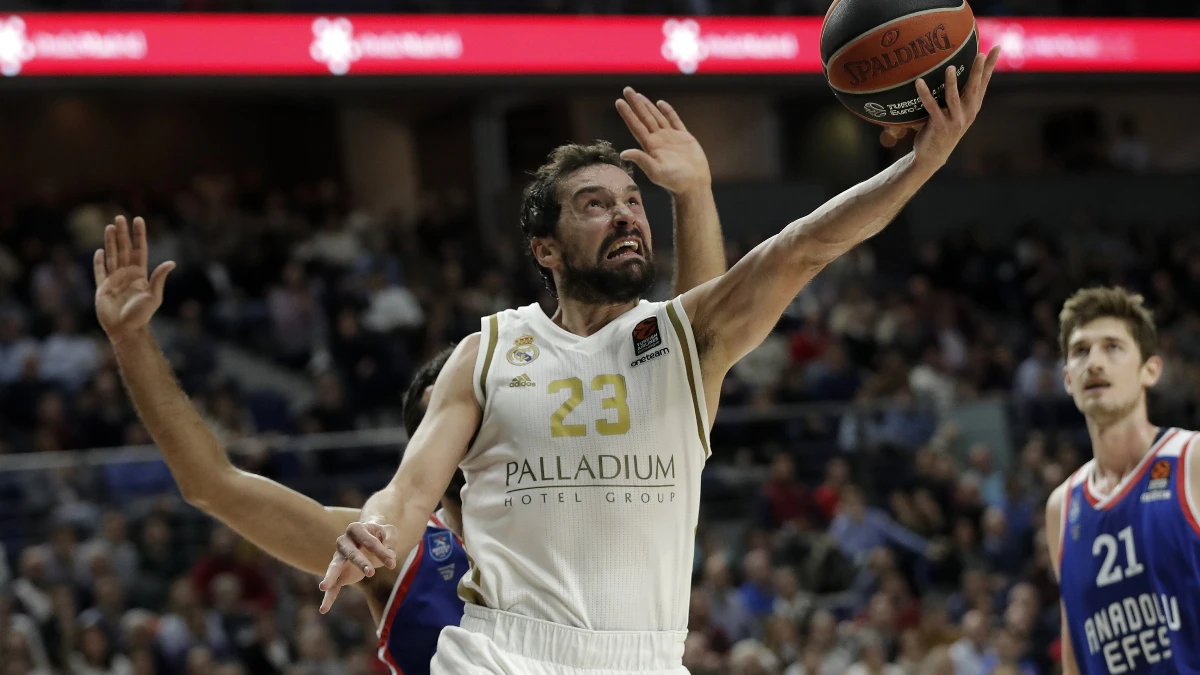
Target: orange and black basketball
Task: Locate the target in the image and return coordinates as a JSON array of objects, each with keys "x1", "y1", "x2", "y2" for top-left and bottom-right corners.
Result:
[
  {"x1": 820, "y1": 0, "x2": 979, "y2": 126},
  {"x1": 633, "y1": 317, "x2": 658, "y2": 341}
]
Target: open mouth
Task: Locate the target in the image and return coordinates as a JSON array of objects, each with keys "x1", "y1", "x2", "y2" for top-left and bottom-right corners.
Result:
[
  {"x1": 605, "y1": 238, "x2": 643, "y2": 261},
  {"x1": 1084, "y1": 381, "x2": 1110, "y2": 393}
]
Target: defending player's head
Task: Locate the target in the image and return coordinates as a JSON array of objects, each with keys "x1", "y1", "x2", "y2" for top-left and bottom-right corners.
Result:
[
  {"x1": 402, "y1": 345, "x2": 465, "y2": 511},
  {"x1": 1058, "y1": 286, "x2": 1162, "y2": 425},
  {"x1": 519, "y1": 141, "x2": 655, "y2": 304}
]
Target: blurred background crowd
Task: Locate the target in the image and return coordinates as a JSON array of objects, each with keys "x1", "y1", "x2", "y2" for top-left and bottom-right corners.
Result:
[{"x1": 2, "y1": 2, "x2": 1200, "y2": 673}]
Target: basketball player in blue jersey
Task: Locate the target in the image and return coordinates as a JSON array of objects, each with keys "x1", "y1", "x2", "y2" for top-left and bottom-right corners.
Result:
[
  {"x1": 1045, "y1": 286, "x2": 1197, "y2": 675},
  {"x1": 91, "y1": 88, "x2": 726, "y2": 675}
]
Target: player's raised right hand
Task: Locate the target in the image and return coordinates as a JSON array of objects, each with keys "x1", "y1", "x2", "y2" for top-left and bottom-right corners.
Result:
[
  {"x1": 318, "y1": 520, "x2": 399, "y2": 613},
  {"x1": 93, "y1": 215, "x2": 175, "y2": 345}
]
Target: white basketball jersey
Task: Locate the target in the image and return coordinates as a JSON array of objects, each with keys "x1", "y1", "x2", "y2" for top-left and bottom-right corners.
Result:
[{"x1": 458, "y1": 297, "x2": 711, "y2": 632}]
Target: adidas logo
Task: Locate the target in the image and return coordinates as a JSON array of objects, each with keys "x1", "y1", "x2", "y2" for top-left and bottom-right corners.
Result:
[{"x1": 509, "y1": 374, "x2": 536, "y2": 388}]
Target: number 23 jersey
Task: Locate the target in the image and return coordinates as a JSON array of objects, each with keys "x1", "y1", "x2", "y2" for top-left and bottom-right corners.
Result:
[
  {"x1": 459, "y1": 298, "x2": 711, "y2": 633},
  {"x1": 1058, "y1": 427, "x2": 1200, "y2": 675}
]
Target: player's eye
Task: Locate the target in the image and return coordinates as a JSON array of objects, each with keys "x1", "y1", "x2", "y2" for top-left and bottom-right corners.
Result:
[{"x1": 587, "y1": 200, "x2": 602, "y2": 208}]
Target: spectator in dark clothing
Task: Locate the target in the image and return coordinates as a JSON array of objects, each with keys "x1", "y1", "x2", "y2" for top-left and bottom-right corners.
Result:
[
  {"x1": 189, "y1": 527, "x2": 275, "y2": 612},
  {"x1": 759, "y1": 454, "x2": 813, "y2": 530}
]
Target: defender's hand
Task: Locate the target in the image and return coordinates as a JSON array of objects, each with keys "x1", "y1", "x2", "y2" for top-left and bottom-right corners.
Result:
[
  {"x1": 883, "y1": 46, "x2": 1001, "y2": 170},
  {"x1": 93, "y1": 215, "x2": 175, "y2": 345},
  {"x1": 318, "y1": 520, "x2": 399, "y2": 613},
  {"x1": 615, "y1": 87, "x2": 712, "y2": 196}
]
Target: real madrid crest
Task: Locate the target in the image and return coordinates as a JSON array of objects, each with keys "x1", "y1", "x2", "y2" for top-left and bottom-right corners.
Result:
[{"x1": 507, "y1": 334, "x2": 540, "y2": 366}]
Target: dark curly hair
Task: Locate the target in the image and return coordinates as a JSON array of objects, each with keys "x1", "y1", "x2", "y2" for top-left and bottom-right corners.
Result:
[
  {"x1": 518, "y1": 141, "x2": 633, "y2": 296},
  {"x1": 401, "y1": 345, "x2": 464, "y2": 507}
]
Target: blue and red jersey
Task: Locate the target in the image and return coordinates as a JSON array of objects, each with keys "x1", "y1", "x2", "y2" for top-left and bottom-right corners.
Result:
[
  {"x1": 1058, "y1": 427, "x2": 1200, "y2": 675},
  {"x1": 375, "y1": 511, "x2": 467, "y2": 675}
]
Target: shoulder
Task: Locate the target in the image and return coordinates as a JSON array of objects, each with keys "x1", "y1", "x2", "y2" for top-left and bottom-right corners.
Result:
[{"x1": 1046, "y1": 478, "x2": 1070, "y2": 522}]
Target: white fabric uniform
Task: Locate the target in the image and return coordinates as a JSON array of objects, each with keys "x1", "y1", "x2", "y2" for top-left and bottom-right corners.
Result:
[{"x1": 434, "y1": 298, "x2": 710, "y2": 674}]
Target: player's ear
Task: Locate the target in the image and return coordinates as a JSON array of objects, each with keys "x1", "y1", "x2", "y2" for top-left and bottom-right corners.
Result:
[
  {"x1": 531, "y1": 237, "x2": 560, "y2": 270},
  {"x1": 1061, "y1": 365, "x2": 1072, "y2": 396},
  {"x1": 1141, "y1": 355, "x2": 1163, "y2": 388}
]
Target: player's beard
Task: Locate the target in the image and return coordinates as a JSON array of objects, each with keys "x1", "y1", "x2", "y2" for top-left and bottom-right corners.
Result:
[
  {"x1": 557, "y1": 239, "x2": 655, "y2": 305},
  {"x1": 1081, "y1": 388, "x2": 1142, "y2": 428}
]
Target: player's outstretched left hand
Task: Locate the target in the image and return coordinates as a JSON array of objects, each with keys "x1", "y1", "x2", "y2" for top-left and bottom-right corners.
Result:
[
  {"x1": 94, "y1": 215, "x2": 176, "y2": 346},
  {"x1": 615, "y1": 87, "x2": 712, "y2": 196},
  {"x1": 318, "y1": 520, "x2": 399, "y2": 613},
  {"x1": 881, "y1": 46, "x2": 1001, "y2": 171}
]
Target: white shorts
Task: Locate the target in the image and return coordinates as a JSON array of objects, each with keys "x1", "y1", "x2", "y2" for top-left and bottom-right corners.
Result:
[{"x1": 431, "y1": 604, "x2": 689, "y2": 675}]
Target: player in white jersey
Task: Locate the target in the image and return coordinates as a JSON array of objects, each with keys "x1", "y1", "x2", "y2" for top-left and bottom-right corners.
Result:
[{"x1": 320, "y1": 54, "x2": 1000, "y2": 675}]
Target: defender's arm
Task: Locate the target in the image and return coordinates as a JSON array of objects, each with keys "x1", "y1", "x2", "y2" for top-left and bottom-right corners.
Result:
[
  {"x1": 320, "y1": 334, "x2": 481, "y2": 611},
  {"x1": 113, "y1": 329, "x2": 370, "y2": 579}
]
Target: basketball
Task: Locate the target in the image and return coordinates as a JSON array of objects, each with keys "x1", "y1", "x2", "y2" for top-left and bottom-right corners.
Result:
[{"x1": 820, "y1": 0, "x2": 979, "y2": 126}]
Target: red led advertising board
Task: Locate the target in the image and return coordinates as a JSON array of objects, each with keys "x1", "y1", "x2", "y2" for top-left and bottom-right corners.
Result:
[{"x1": 1, "y1": 14, "x2": 1198, "y2": 78}]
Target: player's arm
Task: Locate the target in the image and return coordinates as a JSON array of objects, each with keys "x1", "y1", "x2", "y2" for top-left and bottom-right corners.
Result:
[
  {"x1": 94, "y1": 217, "x2": 376, "y2": 581},
  {"x1": 319, "y1": 334, "x2": 481, "y2": 613},
  {"x1": 681, "y1": 50, "x2": 999, "y2": 387},
  {"x1": 1045, "y1": 481, "x2": 1080, "y2": 675},
  {"x1": 615, "y1": 88, "x2": 726, "y2": 294}
]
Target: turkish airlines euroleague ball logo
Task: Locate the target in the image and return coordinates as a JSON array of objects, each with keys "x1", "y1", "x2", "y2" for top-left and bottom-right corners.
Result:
[
  {"x1": 844, "y1": 24, "x2": 955, "y2": 87},
  {"x1": 1151, "y1": 460, "x2": 1171, "y2": 481},
  {"x1": 632, "y1": 317, "x2": 661, "y2": 356}
]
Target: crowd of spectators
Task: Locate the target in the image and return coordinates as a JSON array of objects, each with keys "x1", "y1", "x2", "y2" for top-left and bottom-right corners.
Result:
[
  {"x1": 1, "y1": 142, "x2": 1200, "y2": 675},
  {"x1": 16, "y1": 0, "x2": 1200, "y2": 17}
]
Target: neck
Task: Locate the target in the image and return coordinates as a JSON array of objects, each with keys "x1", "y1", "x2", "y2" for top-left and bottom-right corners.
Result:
[
  {"x1": 1087, "y1": 403, "x2": 1158, "y2": 482},
  {"x1": 553, "y1": 296, "x2": 639, "y2": 337}
]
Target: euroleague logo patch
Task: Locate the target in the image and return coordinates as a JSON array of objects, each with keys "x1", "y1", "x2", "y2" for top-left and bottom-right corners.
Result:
[
  {"x1": 1151, "y1": 460, "x2": 1171, "y2": 481},
  {"x1": 633, "y1": 316, "x2": 662, "y2": 356},
  {"x1": 1143, "y1": 459, "x2": 1173, "y2": 503},
  {"x1": 427, "y1": 531, "x2": 453, "y2": 563}
]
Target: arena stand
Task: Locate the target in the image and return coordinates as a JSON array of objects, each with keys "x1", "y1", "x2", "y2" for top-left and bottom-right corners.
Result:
[{"x1": 3, "y1": 154, "x2": 1200, "y2": 674}]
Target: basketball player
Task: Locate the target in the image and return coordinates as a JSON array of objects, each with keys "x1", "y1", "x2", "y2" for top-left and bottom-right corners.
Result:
[
  {"x1": 91, "y1": 91, "x2": 727, "y2": 674},
  {"x1": 318, "y1": 50, "x2": 1000, "y2": 675},
  {"x1": 1045, "y1": 287, "x2": 1197, "y2": 675}
]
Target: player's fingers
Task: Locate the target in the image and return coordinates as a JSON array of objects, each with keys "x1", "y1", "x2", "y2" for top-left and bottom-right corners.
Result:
[
  {"x1": 943, "y1": 66, "x2": 963, "y2": 120},
  {"x1": 914, "y1": 79, "x2": 945, "y2": 126},
  {"x1": 318, "y1": 552, "x2": 346, "y2": 591},
  {"x1": 348, "y1": 523, "x2": 394, "y2": 567},
  {"x1": 132, "y1": 217, "x2": 149, "y2": 270},
  {"x1": 149, "y1": 261, "x2": 176, "y2": 302},
  {"x1": 319, "y1": 584, "x2": 343, "y2": 614},
  {"x1": 93, "y1": 250, "x2": 107, "y2": 287},
  {"x1": 376, "y1": 525, "x2": 401, "y2": 568},
  {"x1": 623, "y1": 87, "x2": 660, "y2": 131},
  {"x1": 656, "y1": 100, "x2": 687, "y2": 132},
  {"x1": 104, "y1": 224, "x2": 119, "y2": 274},
  {"x1": 116, "y1": 215, "x2": 133, "y2": 268},
  {"x1": 635, "y1": 91, "x2": 670, "y2": 130},
  {"x1": 615, "y1": 98, "x2": 651, "y2": 145},
  {"x1": 338, "y1": 535, "x2": 376, "y2": 577},
  {"x1": 879, "y1": 127, "x2": 905, "y2": 149},
  {"x1": 978, "y1": 46, "x2": 1002, "y2": 99},
  {"x1": 620, "y1": 149, "x2": 656, "y2": 173}
]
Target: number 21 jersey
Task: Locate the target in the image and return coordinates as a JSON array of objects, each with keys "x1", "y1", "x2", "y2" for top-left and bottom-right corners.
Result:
[
  {"x1": 1058, "y1": 427, "x2": 1188, "y2": 675},
  {"x1": 459, "y1": 298, "x2": 710, "y2": 633}
]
